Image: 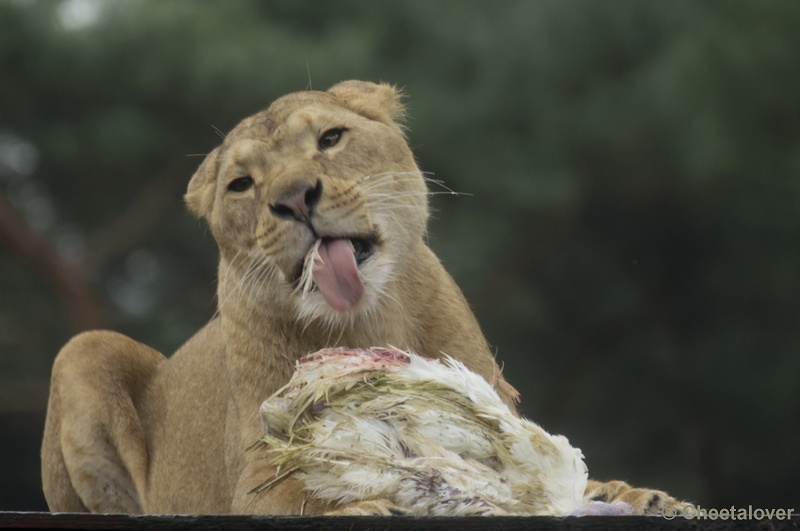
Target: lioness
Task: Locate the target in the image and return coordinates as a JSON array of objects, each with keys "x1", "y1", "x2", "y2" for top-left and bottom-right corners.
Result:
[{"x1": 42, "y1": 81, "x2": 683, "y2": 516}]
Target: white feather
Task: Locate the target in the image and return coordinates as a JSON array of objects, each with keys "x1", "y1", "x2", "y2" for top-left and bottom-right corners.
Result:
[{"x1": 257, "y1": 347, "x2": 593, "y2": 515}]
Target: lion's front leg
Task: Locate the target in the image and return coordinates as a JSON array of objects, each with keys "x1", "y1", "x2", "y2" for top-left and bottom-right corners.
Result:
[
  {"x1": 42, "y1": 331, "x2": 164, "y2": 513},
  {"x1": 584, "y1": 479, "x2": 688, "y2": 516}
]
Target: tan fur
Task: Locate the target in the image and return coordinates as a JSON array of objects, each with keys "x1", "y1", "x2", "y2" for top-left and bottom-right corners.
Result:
[
  {"x1": 42, "y1": 81, "x2": 684, "y2": 516},
  {"x1": 584, "y1": 480, "x2": 689, "y2": 516}
]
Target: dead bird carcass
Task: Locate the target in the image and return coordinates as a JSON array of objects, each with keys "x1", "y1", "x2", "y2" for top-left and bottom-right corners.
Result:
[{"x1": 256, "y1": 347, "x2": 630, "y2": 516}]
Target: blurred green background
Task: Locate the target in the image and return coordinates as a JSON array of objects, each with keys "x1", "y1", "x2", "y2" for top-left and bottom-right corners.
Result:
[{"x1": 1, "y1": 0, "x2": 799, "y2": 512}]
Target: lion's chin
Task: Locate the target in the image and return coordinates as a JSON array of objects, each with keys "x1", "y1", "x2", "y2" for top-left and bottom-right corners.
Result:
[{"x1": 295, "y1": 243, "x2": 395, "y2": 328}]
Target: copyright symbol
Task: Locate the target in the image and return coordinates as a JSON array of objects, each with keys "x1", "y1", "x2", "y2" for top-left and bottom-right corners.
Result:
[{"x1": 662, "y1": 506, "x2": 677, "y2": 520}]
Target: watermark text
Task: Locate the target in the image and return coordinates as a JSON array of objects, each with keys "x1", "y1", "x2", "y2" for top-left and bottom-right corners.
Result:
[{"x1": 662, "y1": 504, "x2": 794, "y2": 521}]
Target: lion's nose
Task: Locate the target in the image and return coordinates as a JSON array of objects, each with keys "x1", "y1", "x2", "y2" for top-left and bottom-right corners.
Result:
[{"x1": 269, "y1": 179, "x2": 323, "y2": 222}]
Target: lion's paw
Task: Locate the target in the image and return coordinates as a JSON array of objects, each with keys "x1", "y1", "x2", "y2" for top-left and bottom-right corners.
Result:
[{"x1": 585, "y1": 480, "x2": 688, "y2": 516}]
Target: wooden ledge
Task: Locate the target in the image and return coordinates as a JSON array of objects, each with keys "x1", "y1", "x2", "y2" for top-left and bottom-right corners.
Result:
[{"x1": 0, "y1": 512, "x2": 798, "y2": 531}]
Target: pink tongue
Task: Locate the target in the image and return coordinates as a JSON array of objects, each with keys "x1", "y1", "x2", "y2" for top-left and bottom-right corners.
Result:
[{"x1": 312, "y1": 239, "x2": 364, "y2": 312}]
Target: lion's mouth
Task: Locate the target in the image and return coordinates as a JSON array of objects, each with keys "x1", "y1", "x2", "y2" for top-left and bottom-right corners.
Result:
[
  {"x1": 292, "y1": 233, "x2": 378, "y2": 312},
  {"x1": 349, "y1": 234, "x2": 378, "y2": 266}
]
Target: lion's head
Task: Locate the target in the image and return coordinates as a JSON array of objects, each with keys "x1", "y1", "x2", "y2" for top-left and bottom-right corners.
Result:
[{"x1": 185, "y1": 81, "x2": 429, "y2": 327}]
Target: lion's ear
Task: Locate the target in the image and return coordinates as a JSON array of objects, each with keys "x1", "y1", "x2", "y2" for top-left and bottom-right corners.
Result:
[
  {"x1": 185, "y1": 146, "x2": 220, "y2": 218},
  {"x1": 327, "y1": 81, "x2": 406, "y2": 127}
]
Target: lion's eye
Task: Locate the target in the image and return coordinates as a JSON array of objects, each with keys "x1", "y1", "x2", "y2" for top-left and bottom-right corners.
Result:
[
  {"x1": 318, "y1": 128, "x2": 345, "y2": 150},
  {"x1": 227, "y1": 176, "x2": 254, "y2": 192}
]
